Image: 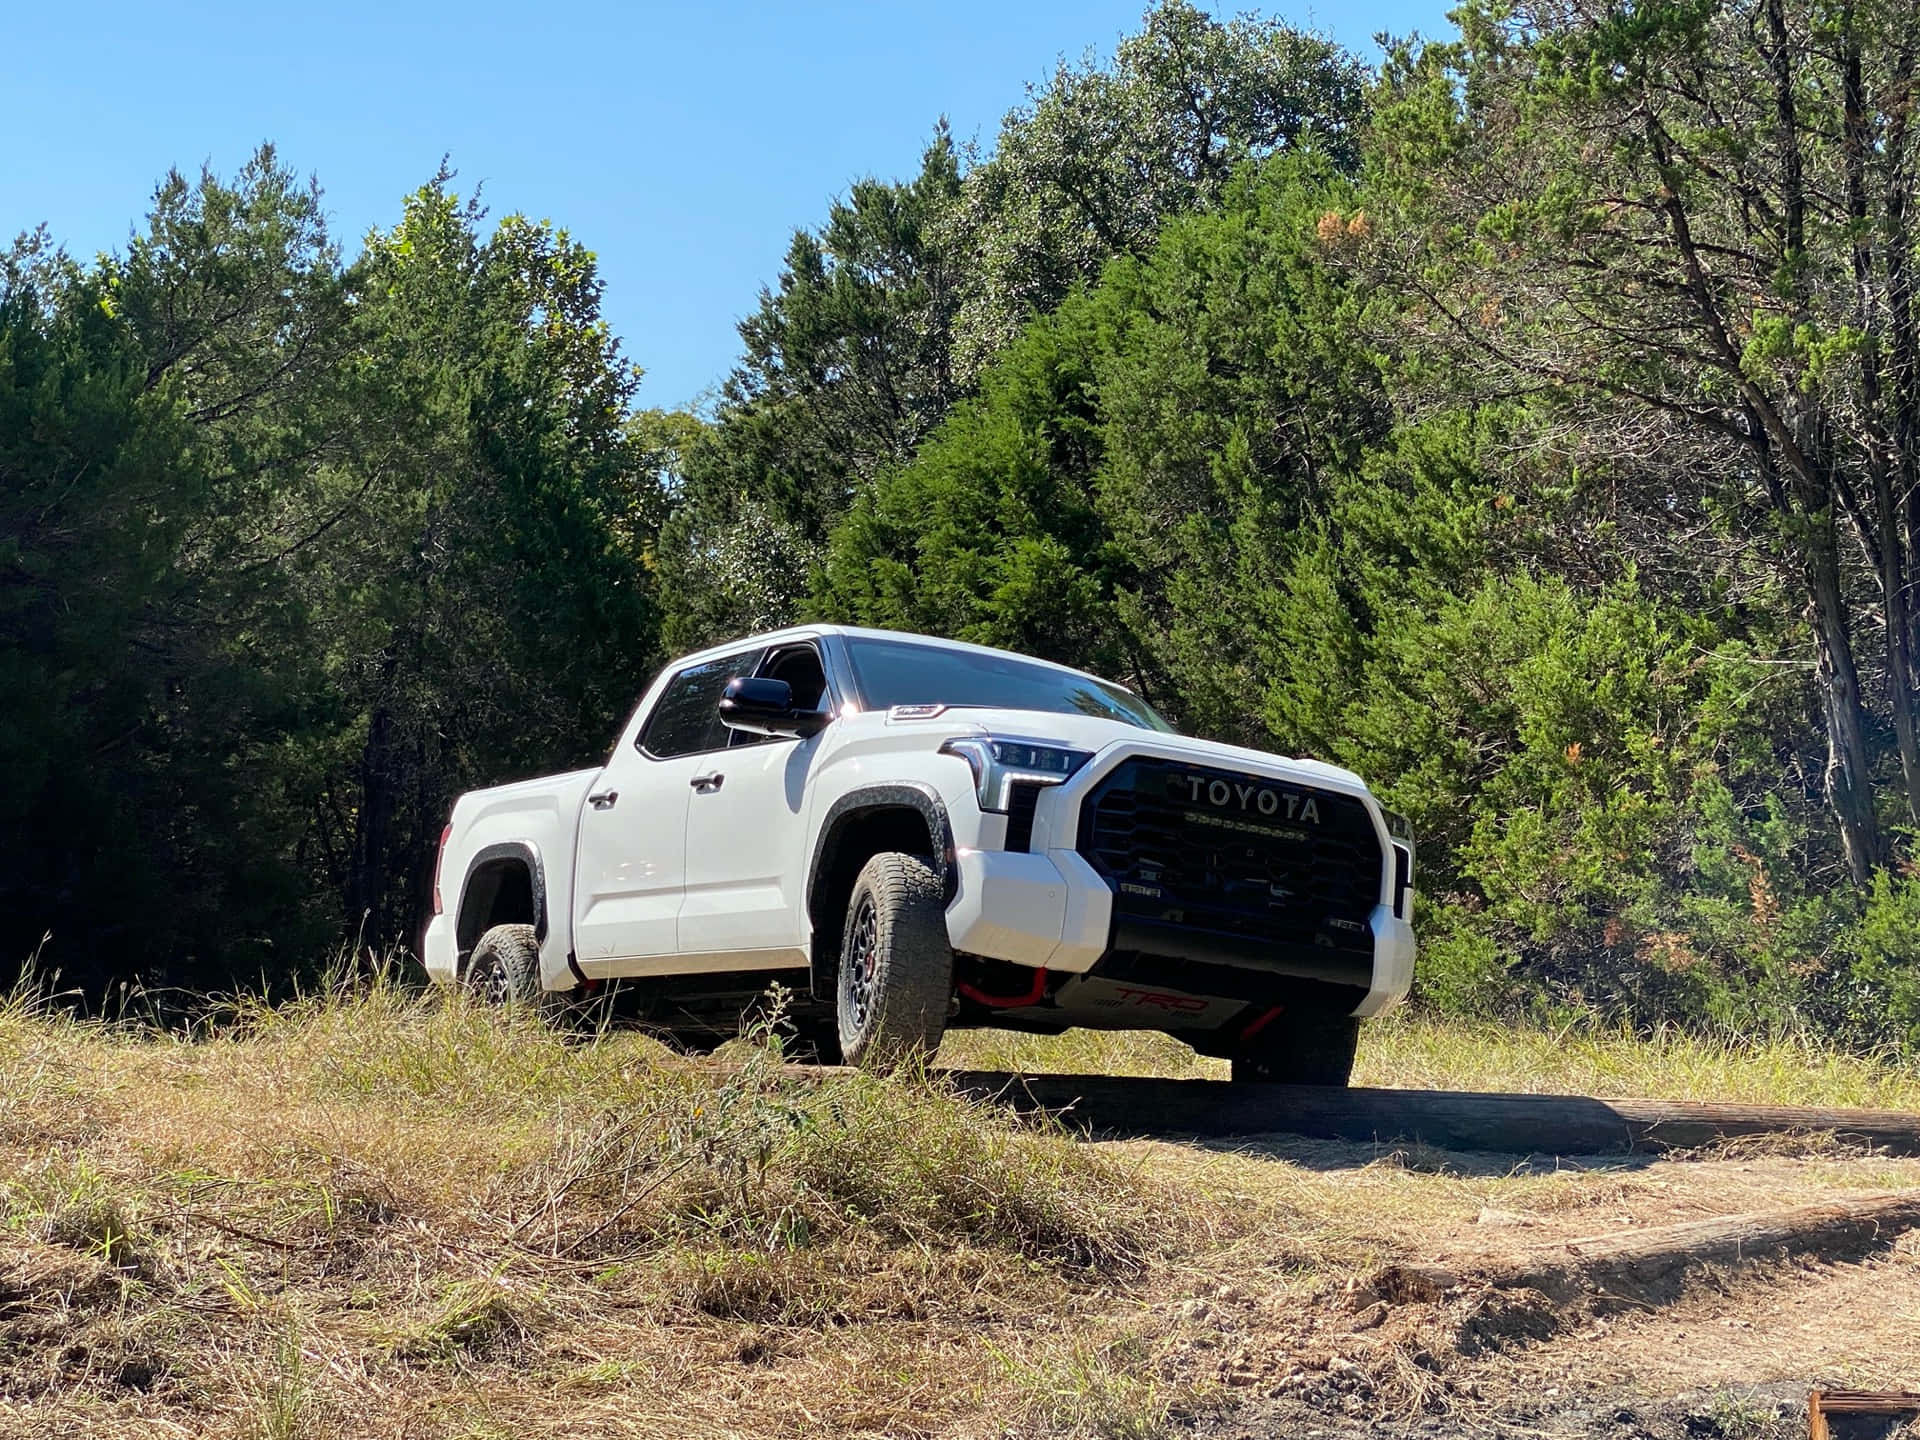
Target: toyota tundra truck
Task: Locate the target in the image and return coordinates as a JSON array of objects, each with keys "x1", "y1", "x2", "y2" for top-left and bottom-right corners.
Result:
[{"x1": 420, "y1": 625, "x2": 1414, "y2": 1083}]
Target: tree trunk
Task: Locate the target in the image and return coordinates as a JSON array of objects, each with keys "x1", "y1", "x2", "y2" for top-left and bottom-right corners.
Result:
[
  {"x1": 345, "y1": 637, "x2": 414, "y2": 955},
  {"x1": 1874, "y1": 497, "x2": 1920, "y2": 827},
  {"x1": 1842, "y1": 27, "x2": 1920, "y2": 826},
  {"x1": 1746, "y1": 408, "x2": 1885, "y2": 883},
  {"x1": 345, "y1": 693, "x2": 398, "y2": 954},
  {"x1": 1805, "y1": 538, "x2": 1885, "y2": 883}
]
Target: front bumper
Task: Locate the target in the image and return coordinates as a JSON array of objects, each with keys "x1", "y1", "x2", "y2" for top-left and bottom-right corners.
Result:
[
  {"x1": 1357, "y1": 906, "x2": 1415, "y2": 1018},
  {"x1": 941, "y1": 735, "x2": 1416, "y2": 1019},
  {"x1": 944, "y1": 848, "x2": 1416, "y2": 1019},
  {"x1": 944, "y1": 846, "x2": 1111, "y2": 973}
]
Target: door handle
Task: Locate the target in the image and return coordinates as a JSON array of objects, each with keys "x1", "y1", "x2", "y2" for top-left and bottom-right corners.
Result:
[
  {"x1": 690, "y1": 772, "x2": 725, "y2": 793},
  {"x1": 588, "y1": 790, "x2": 618, "y2": 810}
]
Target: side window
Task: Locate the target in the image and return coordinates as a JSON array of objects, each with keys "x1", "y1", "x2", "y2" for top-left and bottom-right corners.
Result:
[
  {"x1": 638, "y1": 649, "x2": 762, "y2": 759},
  {"x1": 725, "y1": 642, "x2": 831, "y2": 749},
  {"x1": 760, "y1": 644, "x2": 829, "y2": 711}
]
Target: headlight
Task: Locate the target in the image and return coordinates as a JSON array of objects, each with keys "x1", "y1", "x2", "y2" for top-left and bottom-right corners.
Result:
[
  {"x1": 939, "y1": 736, "x2": 1093, "y2": 812},
  {"x1": 1381, "y1": 808, "x2": 1414, "y2": 846}
]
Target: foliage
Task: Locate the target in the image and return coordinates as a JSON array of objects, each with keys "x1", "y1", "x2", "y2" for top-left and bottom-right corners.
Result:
[
  {"x1": 1368, "y1": 0, "x2": 1920, "y2": 885},
  {"x1": 946, "y1": 0, "x2": 1368, "y2": 378},
  {"x1": 656, "y1": 130, "x2": 965, "y2": 650},
  {"x1": 320, "y1": 175, "x2": 662, "y2": 946},
  {"x1": 12, "y1": 0, "x2": 1920, "y2": 1053},
  {"x1": 658, "y1": 0, "x2": 1364, "y2": 649},
  {"x1": 0, "y1": 169, "x2": 339, "y2": 991},
  {"x1": 820, "y1": 156, "x2": 1386, "y2": 733},
  {"x1": 0, "y1": 151, "x2": 665, "y2": 989}
]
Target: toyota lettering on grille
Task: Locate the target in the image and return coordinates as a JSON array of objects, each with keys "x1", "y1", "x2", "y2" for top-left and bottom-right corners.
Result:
[{"x1": 1168, "y1": 773, "x2": 1321, "y2": 825}]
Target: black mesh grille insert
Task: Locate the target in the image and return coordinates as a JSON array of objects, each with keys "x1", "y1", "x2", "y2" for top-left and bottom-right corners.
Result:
[
  {"x1": 1004, "y1": 780, "x2": 1043, "y2": 853},
  {"x1": 1077, "y1": 757, "x2": 1382, "y2": 957}
]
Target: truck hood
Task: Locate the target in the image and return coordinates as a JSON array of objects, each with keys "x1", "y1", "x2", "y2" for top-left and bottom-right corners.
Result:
[{"x1": 878, "y1": 705, "x2": 1373, "y2": 796}]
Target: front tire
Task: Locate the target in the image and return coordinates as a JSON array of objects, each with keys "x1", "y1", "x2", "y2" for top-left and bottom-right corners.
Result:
[
  {"x1": 836, "y1": 852, "x2": 952, "y2": 1070},
  {"x1": 466, "y1": 924, "x2": 540, "y2": 1007},
  {"x1": 1230, "y1": 1013, "x2": 1360, "y2": 1087}
]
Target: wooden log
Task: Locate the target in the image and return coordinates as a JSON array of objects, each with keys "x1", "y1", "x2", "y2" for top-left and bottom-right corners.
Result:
[
  {"x1": 1370, "y1": 1192, "x2": 1920, "y2": 1306},
  {"x1": 929, "y1": 1072, "x2": 1920, "y2": 1157}
]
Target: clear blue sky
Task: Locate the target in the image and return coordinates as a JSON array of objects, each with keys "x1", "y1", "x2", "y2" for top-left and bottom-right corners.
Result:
[{"x1": 4, "y1": 1, "x2": 1448, "y2": 412}]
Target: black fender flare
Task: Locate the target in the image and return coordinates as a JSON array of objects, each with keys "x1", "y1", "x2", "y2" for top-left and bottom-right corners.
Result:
[
  {"x1": 455, "y1": 841, "x2": 549, "y2": 967},
  {"x1": 803, "y1": 783, "x2": 956, "y2": 1002},
  {"x1": 805, "y1": 782, "x2": 957, "y2": 912}
]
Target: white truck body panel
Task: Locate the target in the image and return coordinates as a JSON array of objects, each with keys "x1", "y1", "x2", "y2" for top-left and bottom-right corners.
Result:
[
  {"x1": 422, "y1": 624, "x2": 1415, "y2": 1033},
  {"x1": 420, "y1": 766, "x2": 598, "y2": 991}
]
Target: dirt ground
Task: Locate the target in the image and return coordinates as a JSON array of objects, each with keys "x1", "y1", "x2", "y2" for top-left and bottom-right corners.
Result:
[
  {"x1": 4, "y1": 1000, "x2": 1918, "y2": 1438},
  {"x1": 1130, "y1": 1134, "x2": 1920, "y2": 1439}
]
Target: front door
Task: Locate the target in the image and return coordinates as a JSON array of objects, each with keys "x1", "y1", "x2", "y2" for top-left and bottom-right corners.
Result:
[
  {"x1": 570, "y1": 647, "x2": 762, "y2": 961},
  {"x1": 678, "y1": 643, "x2": 834, "y2": 958}
]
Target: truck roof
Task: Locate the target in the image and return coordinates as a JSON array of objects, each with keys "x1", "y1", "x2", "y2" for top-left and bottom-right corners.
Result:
[{"x1": 672, "y1": 623, "x2": 1132, "y2": 693}]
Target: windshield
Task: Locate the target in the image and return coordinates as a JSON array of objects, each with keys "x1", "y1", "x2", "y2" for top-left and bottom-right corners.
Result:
[{"x1": 844, "y1": 636, "x2": 1174, "y2": 732}]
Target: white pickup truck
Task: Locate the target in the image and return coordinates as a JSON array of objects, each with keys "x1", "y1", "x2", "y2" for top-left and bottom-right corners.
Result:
[{"x1": 421, "y1": 625, "x2": 1414, "y2": 1083}]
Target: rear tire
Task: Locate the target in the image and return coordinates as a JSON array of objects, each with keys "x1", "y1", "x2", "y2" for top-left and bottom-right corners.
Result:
[
  {"x1": 836, "y1": 852, "x2": 951, "y2": 1070},
  {"x1": 466, "y1": 924, "x2": 540, "y2": 1007},
  {"x1": 1229, "y1": 1013, "x2": 1360, "y2": 1087}
]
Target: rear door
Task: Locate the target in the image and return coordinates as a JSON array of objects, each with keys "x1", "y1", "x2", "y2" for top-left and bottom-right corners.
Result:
[{"x1": 570, "y1": 647, "x2": 762, "y2": 961}]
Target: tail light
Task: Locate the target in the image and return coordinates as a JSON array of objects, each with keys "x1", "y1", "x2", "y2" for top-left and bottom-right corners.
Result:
[{"x1": 432, "y1": 823, "x2": 452, "y2": 914}]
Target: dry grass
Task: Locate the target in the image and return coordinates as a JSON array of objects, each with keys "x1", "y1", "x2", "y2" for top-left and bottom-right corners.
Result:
[
  {"x1": 1356, "y1": 1011, "x2": 1920, "y2": 1110},
  {"x1": 0, "y1": 975, "x2": 1235, "y2": 1440},
  {"x1": 5, "y1": 980, "x2": 1918, "y2": 1439}
]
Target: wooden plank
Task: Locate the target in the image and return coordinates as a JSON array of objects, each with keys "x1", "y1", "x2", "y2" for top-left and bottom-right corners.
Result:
[
  {"x1": 1502, "y1": 1192, "x2": 1920, "y2": 1299},
  {"x1": 1599, "y1": 1094, "x2": 1920, "y2": 1154},
  {"x1": 927, "y1": 1072, "x2": 1920, "y2": 1157},
  {"x1": 1810, "y1": 1391, "x2": 1920, "y2": 1440}
]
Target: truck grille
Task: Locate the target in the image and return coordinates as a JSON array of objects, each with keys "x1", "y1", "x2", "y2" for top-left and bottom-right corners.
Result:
[
  {"x1": 1077, "y1": 757, "x2": 1382, "y2": 957},
  {"x1": 1004, "y1": 779, "x2": 1043, "y2": 853}
]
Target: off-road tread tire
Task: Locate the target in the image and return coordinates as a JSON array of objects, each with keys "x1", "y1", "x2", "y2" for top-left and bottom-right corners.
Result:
[
  {"x1": 837, "y1": 852, "x2": 951, "y2": 1070},
  {"x1": 1230, "y1": 1014, "x2": 1360, "y2": 1087},
  {"x1": 466, "y1": 923, "x2": 541, "y2": 1008}
]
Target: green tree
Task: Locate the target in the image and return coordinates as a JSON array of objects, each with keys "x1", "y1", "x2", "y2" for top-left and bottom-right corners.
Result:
[
  {"x1": 1370, "y1": 0, "x2": 1920, "y2": 884},
  {"x1": 659, "y1": 132, "x2": 964, "y2": 648},
  {"x1": 321, "y1": 177, "x2": 664, "y2": 948},
  {"x1": 1, "y1": 151, "x2": 670, "y2": 987},
  {"x1": 820, "y1": 157, "x2": 1390, "y2": 736},
  {"x1": 947, "y1": 0, "x2": 1368, "y2": 377},
  {"x1": 817, "y1": 294, "x2": 1131, "y2": 676},
  {"x1": 0, "y1": 152, "x2": 347, "y2": 991}
]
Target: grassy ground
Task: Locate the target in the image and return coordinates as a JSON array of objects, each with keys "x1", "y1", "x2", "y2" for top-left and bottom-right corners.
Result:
[
  {"x1": 940, "y1": 1010, "x2": 1920, "y2": 1110},
  {"x1": 3, "y1": 981, "x2": 1917, "y2": 1439},
  {"x1": 0, "y1": 980, "x2": 1231, "y2": 1439}
]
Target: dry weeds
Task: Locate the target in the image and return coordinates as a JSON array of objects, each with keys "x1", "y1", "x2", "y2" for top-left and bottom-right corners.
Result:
[
  {"x1": 0, "y1": 978, "x2": 1247, "y2": 1439},
  {"x1": 4, "y1": 985, "x2": 1919, "y2": 1438}
]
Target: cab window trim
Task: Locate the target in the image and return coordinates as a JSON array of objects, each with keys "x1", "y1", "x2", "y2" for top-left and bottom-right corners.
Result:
[
  {"x1": 724, "y1": 639, "x2": 840, "y2": 750},
  {"x1": 634, "y1": 646, "x2": 766, "y2": 761}
]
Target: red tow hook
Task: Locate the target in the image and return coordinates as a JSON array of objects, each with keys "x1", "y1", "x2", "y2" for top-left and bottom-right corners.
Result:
[
  {"x1": 956, "y1": 967, "x2": 1049, "y2": 1009},
  {"x1": 1239, "y1": 1005, "x2": 1285, "y2": 1039}
]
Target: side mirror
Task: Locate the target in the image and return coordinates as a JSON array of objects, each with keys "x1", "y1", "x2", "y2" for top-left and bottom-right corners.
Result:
[{"x1": 718, "y1": 676, "x2": 831, "y2": 739}]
